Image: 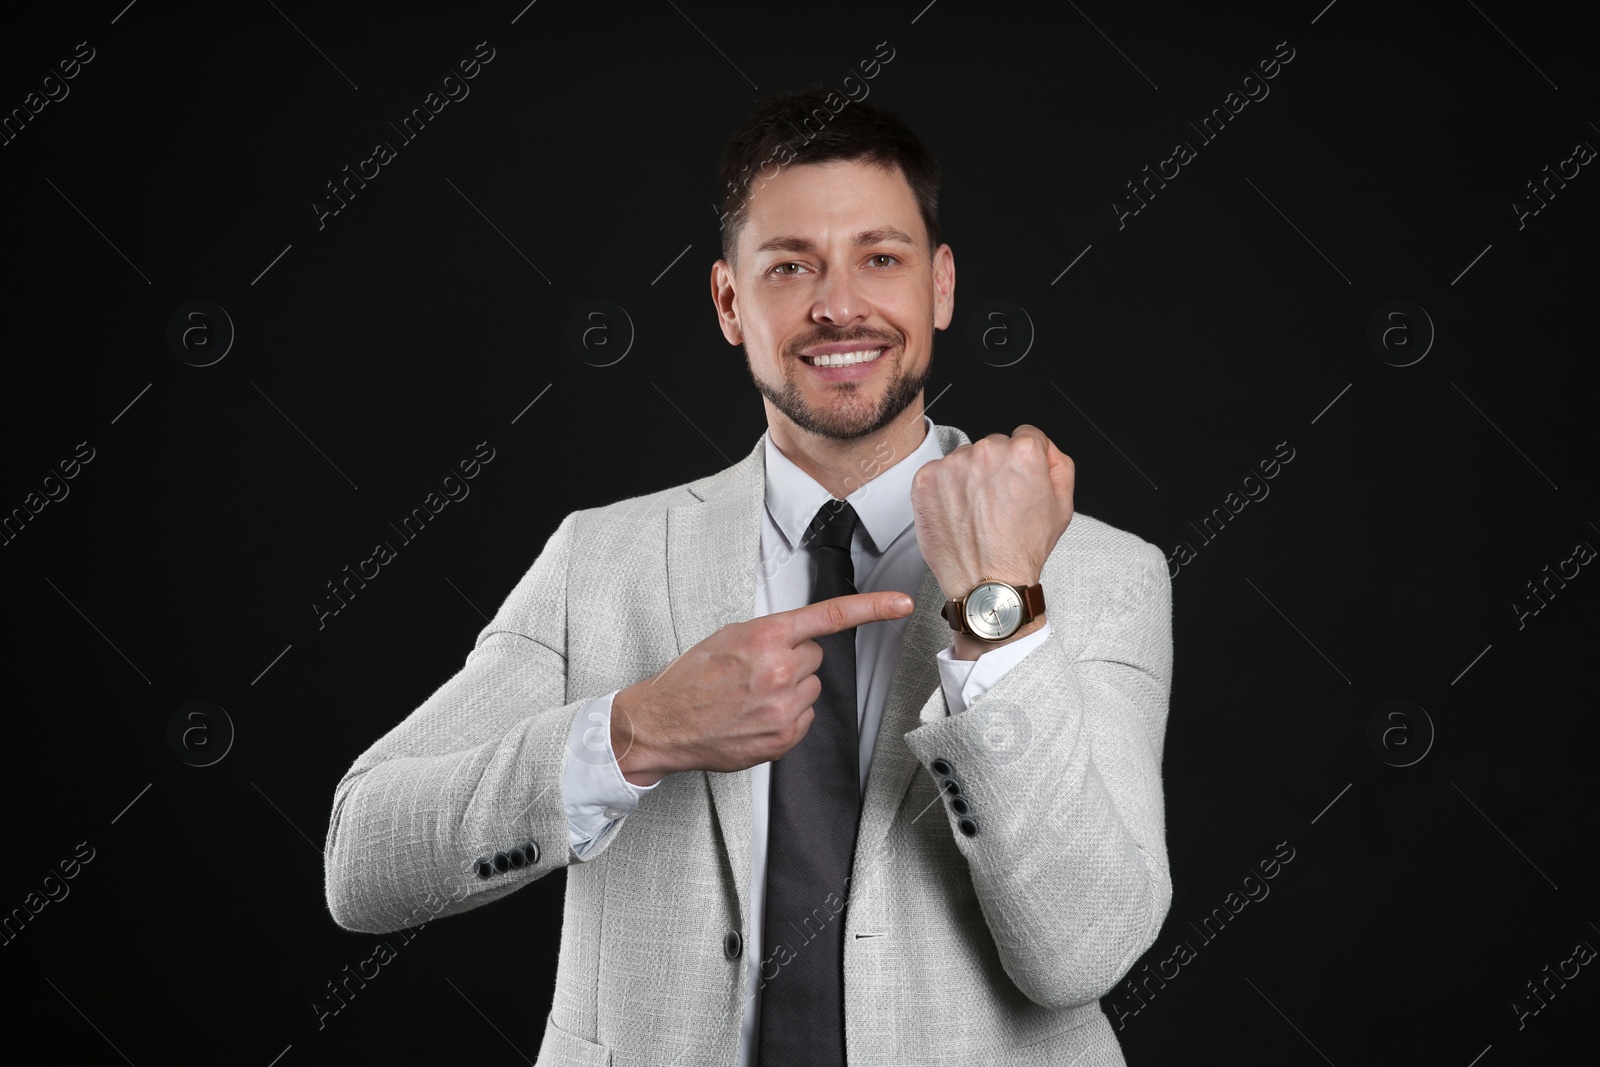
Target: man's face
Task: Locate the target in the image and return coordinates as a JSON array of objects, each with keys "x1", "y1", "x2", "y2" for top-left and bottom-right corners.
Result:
[{"x1": 711, "y1": 158, "x2": 955, "y2": 441}]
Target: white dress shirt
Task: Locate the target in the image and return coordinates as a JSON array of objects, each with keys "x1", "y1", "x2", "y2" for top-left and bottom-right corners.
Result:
[{"x1": 558, "y1": 414, "x2": 1052, "y2": 1064}]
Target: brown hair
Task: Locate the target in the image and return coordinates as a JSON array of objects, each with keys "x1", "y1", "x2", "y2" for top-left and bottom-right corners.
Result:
[{"x1": 715, "y1": 85, "x2": 940, "y2": 263}]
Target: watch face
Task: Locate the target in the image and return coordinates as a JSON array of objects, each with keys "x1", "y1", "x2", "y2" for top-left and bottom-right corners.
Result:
[{"x1": 964, "y1": 582, "x2": 1022, "y2": 640}]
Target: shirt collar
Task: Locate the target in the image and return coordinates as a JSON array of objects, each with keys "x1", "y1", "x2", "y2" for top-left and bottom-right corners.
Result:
[{"x1": 763, "y1": 414, "x2": 943, "y2": 554}]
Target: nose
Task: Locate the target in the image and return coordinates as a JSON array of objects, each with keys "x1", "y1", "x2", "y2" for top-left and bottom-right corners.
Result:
[{"x1": 811, "y1": 266, "x2": 869, "y2": 328}]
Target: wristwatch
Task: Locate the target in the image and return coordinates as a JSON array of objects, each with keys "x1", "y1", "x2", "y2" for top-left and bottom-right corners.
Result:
[{"x1": 942, "y1": 578, "x2": 1046, "y2": 641}]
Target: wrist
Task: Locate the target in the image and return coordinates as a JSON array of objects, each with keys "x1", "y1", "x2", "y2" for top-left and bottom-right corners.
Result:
[
  {"x1": 939, "y1": 570, "x2": 1040, "y2": 601},
  {"x1": 612, "y1": 684, "x2": 666, "y2": 787}
]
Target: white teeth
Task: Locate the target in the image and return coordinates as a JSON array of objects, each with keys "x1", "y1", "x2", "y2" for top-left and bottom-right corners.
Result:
[{"x1": 807, "y1": 348, "x2": 883, "y2": 367}]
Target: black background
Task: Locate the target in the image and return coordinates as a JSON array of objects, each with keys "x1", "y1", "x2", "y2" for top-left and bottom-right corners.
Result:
[{"x1": 2, "y1": 1, "x2": 1596, "y2": 1063}]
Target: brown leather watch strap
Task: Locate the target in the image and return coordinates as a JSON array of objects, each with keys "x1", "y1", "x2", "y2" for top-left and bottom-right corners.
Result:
[{"x1": 1020, "y1": 582, "x2": 1046, "y2": 620}]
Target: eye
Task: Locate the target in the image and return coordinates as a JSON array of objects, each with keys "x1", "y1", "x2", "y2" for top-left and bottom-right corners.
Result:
[
  {"x1": 867, "y1": 254, "x2": 899, "y2": 268},
  {"x1": 770, "y1": 262, "x2": 810, "y2": 276}
]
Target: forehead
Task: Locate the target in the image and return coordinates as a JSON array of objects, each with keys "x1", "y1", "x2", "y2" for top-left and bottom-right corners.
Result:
[{"x1": 738, "y1": 159, "x2": 920, "y2": 251}]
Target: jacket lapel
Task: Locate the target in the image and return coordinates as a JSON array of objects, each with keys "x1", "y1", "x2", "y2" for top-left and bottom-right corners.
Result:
[{"x1": 665, "y1": 436, "x2": 765, "y2": 920}]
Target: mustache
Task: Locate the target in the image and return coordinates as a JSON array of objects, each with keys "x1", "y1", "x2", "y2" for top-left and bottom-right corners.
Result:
[{"x1": 787, "y1": 328, "x2": 900, "y2": 357}]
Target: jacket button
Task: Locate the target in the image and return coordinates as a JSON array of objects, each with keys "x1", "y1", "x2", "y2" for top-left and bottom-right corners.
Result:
[
  {"x1": 525, "y1": 841, "x2": 540, "y2": 866},
  {"x1": 958, "y1": 817, "x2": 979, "y2": 838},
  {"x1": 492, "y1": 851, "x2": 511, "y2": 873},
  {"x1": 949, "y1": 796, "x2": 971, "y2": 817},
  {"x1": 508, "y1": 846, "x2": 527, "y2": 869},
  {"x1": 474, "y1": 857, "x2": 493, "y2": 880},
  {"x1": 930, "y1": 758, "x2": 954, "y2": 777},
  {"x1": 724, "y1": 930, "x2": 743, "y2": 959}
]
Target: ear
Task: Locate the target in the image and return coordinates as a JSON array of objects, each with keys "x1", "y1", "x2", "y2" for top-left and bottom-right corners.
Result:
[
  {"x1": 711, "y1": 258, "x2": 743, "y2": 344},
  {"x1": 931, "y1": 243, "x2": 956, "y2": 331}
]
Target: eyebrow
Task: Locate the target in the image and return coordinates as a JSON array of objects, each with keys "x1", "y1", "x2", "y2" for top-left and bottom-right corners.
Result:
[{"x1": 753, "y1": 226, "x2": 919, "y2": 256}]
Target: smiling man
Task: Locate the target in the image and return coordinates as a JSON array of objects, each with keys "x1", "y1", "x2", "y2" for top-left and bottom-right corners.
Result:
[{"x1": 324, "y1": 87, "x2": 1174, "y2": 1066}]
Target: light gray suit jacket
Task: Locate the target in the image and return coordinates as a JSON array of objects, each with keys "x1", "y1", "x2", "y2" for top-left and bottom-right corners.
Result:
[{"x1": 324, "y1": 421, "x2": 1174, "y2": 1066}]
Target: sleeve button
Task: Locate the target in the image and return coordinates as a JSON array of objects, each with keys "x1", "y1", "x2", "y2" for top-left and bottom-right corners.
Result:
[
  {"x1": 957, "y1": 817, "x2": 979, "y2": 838},
  {"x1": 474, "y1": 857, "x2": 493, "y2": 880},
  {"x1": 724, "y1": 930, "x2": 743, "y2": 959},
  {"x1": 492, "y1": 851, "x2": 511, "y2": 873}
]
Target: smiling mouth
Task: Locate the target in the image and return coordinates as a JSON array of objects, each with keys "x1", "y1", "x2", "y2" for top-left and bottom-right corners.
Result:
[{"x1": 799, "y1": 347, "x2": 886, "y2": 367}]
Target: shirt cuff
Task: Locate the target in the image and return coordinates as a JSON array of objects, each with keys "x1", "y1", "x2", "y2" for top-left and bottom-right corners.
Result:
[
  {"x1": 562, "y1": 690, "x2": 659, "y2": 857},
  {"x1": 935, "y1": 621, "x2": 1053, "y2": 716}
]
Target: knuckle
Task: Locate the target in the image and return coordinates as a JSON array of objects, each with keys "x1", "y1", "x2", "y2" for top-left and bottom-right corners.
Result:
[
  {"x1": 755, "y1": 625, "x2": 789, "y2": 658},
  {"x1": 757, "y1": 661, "x2": 789, "y2": 692}
]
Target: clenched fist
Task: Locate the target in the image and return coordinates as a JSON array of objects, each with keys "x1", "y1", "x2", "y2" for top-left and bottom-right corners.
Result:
[{"x1": 910, "y1": 424, "x2": 1075, "y2": 598}]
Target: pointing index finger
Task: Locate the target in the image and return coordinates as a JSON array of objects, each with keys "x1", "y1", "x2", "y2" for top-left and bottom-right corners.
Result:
[{"x1": 783, "y1": 591, "x2": 915, "y2": 644}]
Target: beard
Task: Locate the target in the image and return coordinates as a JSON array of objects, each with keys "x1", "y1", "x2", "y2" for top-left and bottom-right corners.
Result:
[{"x1": 747, "y1": 333, "x2": 931, "y2": 442}]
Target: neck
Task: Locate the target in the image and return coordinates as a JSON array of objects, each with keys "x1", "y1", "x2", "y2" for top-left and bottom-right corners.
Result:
[{"x1": 764, "y1": 396, "x2": 929, "y2": 500}]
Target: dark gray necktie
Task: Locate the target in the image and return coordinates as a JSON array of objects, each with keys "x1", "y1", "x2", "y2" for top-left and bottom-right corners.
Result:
[{"x1": 757, "y1": 498, "x2": 863, "y2": 1067}]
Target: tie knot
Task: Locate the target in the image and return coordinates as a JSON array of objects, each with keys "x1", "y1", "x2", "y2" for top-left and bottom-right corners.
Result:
[{"x1": 805, "y1": 499, "x2": 859, "y2": 552}]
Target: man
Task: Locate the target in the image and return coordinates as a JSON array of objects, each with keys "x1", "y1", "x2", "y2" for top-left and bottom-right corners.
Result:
[{"x1": 324, "y1": 86, "x2": 1173, "y2": 1066}]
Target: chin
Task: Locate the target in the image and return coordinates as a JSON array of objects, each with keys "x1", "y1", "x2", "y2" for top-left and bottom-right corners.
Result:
[{"x1": 753, "y1": 355, "x2": 925, "y2": 442}]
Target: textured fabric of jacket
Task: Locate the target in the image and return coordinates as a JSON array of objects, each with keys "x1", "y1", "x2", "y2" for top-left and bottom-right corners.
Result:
[{"x1": 323, "y1": 421, "x2": 1175, "y2": 1066}]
